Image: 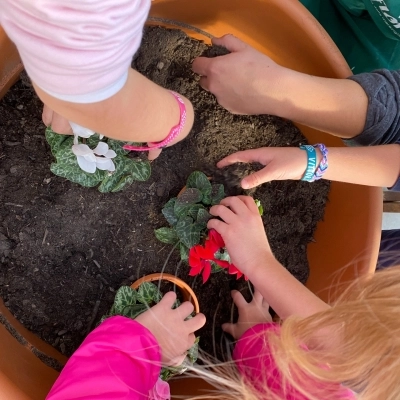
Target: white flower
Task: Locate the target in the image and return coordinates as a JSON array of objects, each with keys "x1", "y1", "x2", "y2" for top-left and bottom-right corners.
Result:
[
  {"x1": 72, "y1": 142, "x2": 116, "y2": 174},
  {"x1": 70, "y1": 122, "x2": 104, "y2": 145}
]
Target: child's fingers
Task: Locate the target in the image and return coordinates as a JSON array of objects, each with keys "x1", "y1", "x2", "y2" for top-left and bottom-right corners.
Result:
[
  {"x1": 252, "y1": 289, "x2": 264, "y2": 304},
  {"x1": 231, "y1": 290, "x2": 248, "y2": 309},
  {"x1": 207, "y1": 218, "x2": 227, "y2": 234},
  {"x1": 241, "y1": 168, "x2": 273, "y2": 189},
  {"x1": 217, "y1": 149, "x2": 265, "y2": 168},
  {"x1": 42, "y1": 104, "x2": 53, "y2": 126},
  {"x1": 176, "y1": 301, "x2": 194, "y2": 320},
  {"x1": 208, "y1": 204, "x2": 236, "y2": 223},
  {"x1": 185, "y1": 313, "x2": 206, "y2": 333},
  {"x1": 158, "y1": 291, "x2": 178, "y2": 309},
  {"x1": 147, "y1": 147, "x2": 162, "y2": 161},
  {"x1": 218, "y1": 148, "x2": 271, "y2": 168},
  {"x1": 192, "y1": 56, "x2": 211, "y2": 77},
  {"x1": 168, "y1": 354, "x2": 187, "y2": 367},
  {"x1": 212, "y1": 34, "x2": 247, "y2": 53},
  {"x1": 235, "y1": 195, "x2": 259, "y2": 213},
  {"x1": 219, "y1": 196, "x2": 248, "y2": 215},
  {"x1": 221, "y1": 322, "x2": 236, "y2": 337}
]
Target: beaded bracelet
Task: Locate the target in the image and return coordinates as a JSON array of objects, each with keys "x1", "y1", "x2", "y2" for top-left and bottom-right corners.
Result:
[
  {"x1": 299, "y1": 143, "x2": 328, "y2": 182},
  {"x1": 123, "y1": 91, "x2": 187, "y2": 151}
]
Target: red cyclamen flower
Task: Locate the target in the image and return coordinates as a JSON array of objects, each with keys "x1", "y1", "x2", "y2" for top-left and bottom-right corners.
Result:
[{"x1": 188, "y1": 230, "x2": 247, "y2": 283}]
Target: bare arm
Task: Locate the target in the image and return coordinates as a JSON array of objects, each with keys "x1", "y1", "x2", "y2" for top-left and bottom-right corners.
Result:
[
  {"x1": 217, "y1": 144, "x2": 400, "y2": 189},
  {"x1": 249, "y1": 255, "x2": 329, "y2": 320},
  {"x1": 193, "y1": 34, "x2": 367, "y2": 139},
  {"x1": 207, "y1": 196, "x2": 329, "y2": 321},
  {"x1": 35, "y1": 68, "x2": 194, "y2": 145}
]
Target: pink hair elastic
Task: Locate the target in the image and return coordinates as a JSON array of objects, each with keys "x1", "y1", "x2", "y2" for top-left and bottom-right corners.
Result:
[{"x1": 123, "y1": 91, "x2": 187, "y2": 151}]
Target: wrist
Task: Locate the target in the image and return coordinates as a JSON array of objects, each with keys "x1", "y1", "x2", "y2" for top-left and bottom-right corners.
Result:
[
  {"x1": 261, "y1": 66, "x2": 302, "y2": 119},
  {"x1": 170, "y1": 96, "x2": 194, "y2": 146},
  {"x1": 243, "y1": 251, "x2": 277, "y2": 279}
]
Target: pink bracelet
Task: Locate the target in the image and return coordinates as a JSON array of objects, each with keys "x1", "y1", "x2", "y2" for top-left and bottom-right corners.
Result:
[{"x1": 123, "y1": 91, "x2": 187, "y2": 151}]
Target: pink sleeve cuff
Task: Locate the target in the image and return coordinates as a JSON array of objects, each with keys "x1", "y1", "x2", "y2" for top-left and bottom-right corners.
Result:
[{"x1": 46, "y1": 316, "x2": 161, "y2": 400}]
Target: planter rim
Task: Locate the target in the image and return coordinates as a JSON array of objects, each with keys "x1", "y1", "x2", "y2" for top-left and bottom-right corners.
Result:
[{"x1": 131, "y1": 273, "x2": 200, "y2": 314}]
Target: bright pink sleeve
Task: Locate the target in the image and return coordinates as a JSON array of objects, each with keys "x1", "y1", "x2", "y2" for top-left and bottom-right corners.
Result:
[
  {"x1": 0, "y1": 0, "x2": 151, "y2": 103},
  {"x1": 46, "y1": 316, "x2": 161, "y2": 400},
  {"x1": 233, "y1": 323, "x2": 355, "y2": 400}
]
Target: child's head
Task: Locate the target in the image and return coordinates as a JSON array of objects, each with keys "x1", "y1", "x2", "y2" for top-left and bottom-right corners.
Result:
[
  {"x1": 271, "y1": 265, "x2": 400, "y2": 399},
  {"x1": 188, "y1": 266, "x2": 400, "y2": 400}
]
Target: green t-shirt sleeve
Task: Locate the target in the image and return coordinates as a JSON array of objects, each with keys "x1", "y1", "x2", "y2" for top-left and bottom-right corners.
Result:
[{"x1": 338, "y1": 0, "x2": 400, "y2": 40}]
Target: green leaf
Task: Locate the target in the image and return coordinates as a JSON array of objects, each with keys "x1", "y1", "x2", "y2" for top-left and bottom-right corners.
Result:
[
  {"x1": 180, "y1": 242, "x2": 190, "y2": 261},
  {"x1": 162, "y1": 198, "x2": 178, "y2": 226},
  {"x1": 120, "y1": 303, "x2": 148, "y2": 319},
  {"x1": 186, "y1": 171, "x2": 212, "y2": 203},
  {"x1": 137, "y1": 282, "x2": 162, "y2": 305},
  {"x1": 45, "y1": 127, "x2": 70, "y2": 156},
  {"x1": 160, "y1": 365, "x2": 186, "y2": 381},
  {"x1": 112, "y1": 286, "x2": 138, "y2": 314},
  {"x1": 98, "y1": 157, "x2": 150, "y2": 193},
  {"x1": 176, "y1": 216, "x2": 203, "y2": 248},
  {"x1": 187, "y1": 337, "x2": 200, "y2": 364},
  {"x1": 50, "y1": 143, "x2": 107, "y2": 187},
  {"x1": 86, "y1": 135, "x2": 100, "y2": 148},
  {"x1": 174, "y1": 200, "x2": 192, "y2": 219},
  {"x1": 211, "y1": 261, "x2": 225, "y2": 273},
  {"x1": 107, "y1": 139, "x2": 129, "y2": 156},
  {"x1": 172, "y1": 299, "x2": 181, "y2": 309},
  {"x1": 196, "y1": 208, "x2": 211, "y2": 228},
  {"x1": 187, "y1": 204, "x2": 206, "y2": 219},
  {"x1": 210, "y1": 184, "x2": 225, "y2": 205},
  {"x1": 126, "y1": 158, "x2": 151, "y2": 182},
  {"x1": 155, "y1": 227, "x2": 179, "y2": 244},
  {"x1": 111, "y1": 175, "x2": 134, "y2": 193},
  {"x1": 176, "y1": 188, "x2": 203, "y2": 205},
  {"x1": 255, "y1": 199, "x2": 264, "y2": 216}
]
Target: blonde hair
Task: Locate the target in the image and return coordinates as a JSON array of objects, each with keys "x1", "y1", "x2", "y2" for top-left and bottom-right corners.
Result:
[{"x1": 183, "y1": 266, "x2": 400, "y2": 400}]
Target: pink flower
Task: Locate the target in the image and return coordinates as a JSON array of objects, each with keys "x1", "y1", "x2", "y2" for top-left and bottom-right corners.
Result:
[{"x1": 149, "y1": 378, "x2": 170, "y2": 400}]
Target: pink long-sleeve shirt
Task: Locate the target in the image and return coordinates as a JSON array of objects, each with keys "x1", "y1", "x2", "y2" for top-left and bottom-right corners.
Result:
[
  {"x1": 46, "y1": 316, "x2": 162, "y2": 399},
  {"x1": 47, "y1": 319, "x2": 355, "y2": 399},
  {"x1": 0, "y1": 0, "x2": 150, "y2": 103},
  {"x1": 234, "y1": 323, "x2": 355, "y2": 399}
]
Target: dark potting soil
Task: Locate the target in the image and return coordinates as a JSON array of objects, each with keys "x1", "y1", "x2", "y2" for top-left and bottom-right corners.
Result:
[{"x1": 0, "y1": 26, "x2": 330, "y2": 362}]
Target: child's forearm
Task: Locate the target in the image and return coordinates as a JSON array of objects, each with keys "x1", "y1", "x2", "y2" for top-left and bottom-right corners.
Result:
[
  {"x1": 34, "y1": 68, "x2": 194, "y2": 144},
  {"x1": 247, "y1": 256, "x2": 329, "y2": 320},
  {"x1": 323, "y1": 145, "x2": 400, "y2": 187},
  {"x1": 269, "y1": 68, "x2": 368, "y2": 139}
]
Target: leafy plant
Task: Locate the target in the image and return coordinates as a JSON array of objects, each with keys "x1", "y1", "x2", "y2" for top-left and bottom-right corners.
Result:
[
  {"x1": 101, "y1": 282, "x2": 199, "y2": 381},
  {"x1": 46, "y1": 127, "x2": 151, "y2": 192},
  {"x1": 155, "y1": 171, "x2": 225, "y2": 260}
]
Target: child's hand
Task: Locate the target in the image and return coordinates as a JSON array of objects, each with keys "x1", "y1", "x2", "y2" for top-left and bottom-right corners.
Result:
[
  {"x1": 208, "y1": 196, "x2": 273, "y2": 275},
  {"x1": 192, "y1": 34, "x2": 285, "y2": 116},
  {"x1": 135, "y1": 292, "x2": 206, "y2": 366},
  {"x1": 222, "y1": 290, "x2": 272, "y2": 340},
  {"x1": 42, "y1": 104, "x2": 73, "y2": 135},
  {"x1": 218, "y1": 147, "x2": 311, "y2": 189}
]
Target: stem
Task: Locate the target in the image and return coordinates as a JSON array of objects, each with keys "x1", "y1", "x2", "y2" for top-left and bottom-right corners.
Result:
[{"x1": 157, "y1": 241, "x2": 180, "y2": 293}]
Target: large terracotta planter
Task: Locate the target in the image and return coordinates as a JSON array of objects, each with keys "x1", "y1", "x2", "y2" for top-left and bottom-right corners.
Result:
[
  {"x1": 0, "y1": 0, "x2": 381, "y2": 398},
  {"x1": 0, "y1": 26, "x2": 23, "y2": 99}
]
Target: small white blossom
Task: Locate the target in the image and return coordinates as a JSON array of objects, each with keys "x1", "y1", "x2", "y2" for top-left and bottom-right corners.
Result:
[
  {"x1": 72, "y1": 142, "x2": 116, "y2": 174},
  {"x1": 70, "y1": 122, "x2": 104, "y2": 145}
]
